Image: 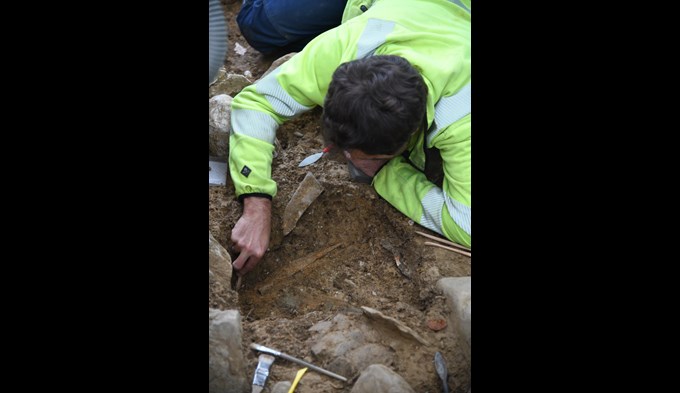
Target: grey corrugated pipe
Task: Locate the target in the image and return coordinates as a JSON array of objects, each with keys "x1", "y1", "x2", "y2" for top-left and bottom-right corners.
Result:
[{"x1": 209, "y1": 0, "x2": 228, "y2": 85}]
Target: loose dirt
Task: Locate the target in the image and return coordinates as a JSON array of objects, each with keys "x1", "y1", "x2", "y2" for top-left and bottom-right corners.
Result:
[{"x1": 210, "y1": 2, "x2": 471, "y2": 392}]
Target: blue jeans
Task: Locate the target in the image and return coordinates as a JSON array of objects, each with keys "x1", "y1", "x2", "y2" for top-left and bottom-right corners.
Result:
[{"x1": 237, "y1": 0, "x2": 348, "y2": 55}]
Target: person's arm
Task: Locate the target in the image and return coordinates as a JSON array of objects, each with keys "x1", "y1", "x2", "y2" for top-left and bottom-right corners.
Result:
[
  {"x1": 229, "y1": 25, "x2": 350, "y2": 199},
  {"x1": 372, "y1": 116, "x2": 471, "y2": 247},
  {"x1": 228, "y1": 27, "x2": 350, "y2": 274}
]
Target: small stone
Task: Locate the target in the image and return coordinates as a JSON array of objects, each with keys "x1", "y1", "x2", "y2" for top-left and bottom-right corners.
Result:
[
  {"x1": 234, "y1": 42, "x2": 247, "y2": 55},
  {"x1": 426, "y1": 318, "x2": 448, "y2": 331},
  {"x1": 344, "y1": 279, "x2": 358, "y2": 288},
  {"x1": 271, "y1": 381, "x2": 292, "y2": 393},
  {"x1": 309, "y1": 320, "x2": 332, "y2": 333}
]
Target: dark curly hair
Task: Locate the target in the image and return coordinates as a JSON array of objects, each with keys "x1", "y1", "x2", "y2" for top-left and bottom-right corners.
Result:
[{"x1": 322, "y1": 55, "x2": 428, "y2": 155}]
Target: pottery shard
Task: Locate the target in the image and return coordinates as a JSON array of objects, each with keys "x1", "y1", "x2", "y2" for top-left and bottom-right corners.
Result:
[{"x1": 282, "y1": 172, "x2": 324, "y2": 236}]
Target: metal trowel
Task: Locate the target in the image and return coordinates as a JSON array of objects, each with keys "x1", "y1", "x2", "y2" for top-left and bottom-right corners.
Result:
[
  {"x1": 435, "y1": 351, "x2": 450, "y2": 393},
  {"x1": 298, "y1": 146, "x2": 331, "y2": 167}
]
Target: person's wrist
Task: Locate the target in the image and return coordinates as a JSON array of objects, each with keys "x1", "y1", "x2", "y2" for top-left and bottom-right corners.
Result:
[
  {"x1": 242, "y1": 195, "x2": 271, "y2": 213},
  {"x1": 238, "y1": 193, "x2": 272, "y2": 203}
]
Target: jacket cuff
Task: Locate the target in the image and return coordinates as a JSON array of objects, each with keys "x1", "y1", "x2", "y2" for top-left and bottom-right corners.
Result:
[{"x1": 238, "y1": 193, "x2": 273, "y2": 203}]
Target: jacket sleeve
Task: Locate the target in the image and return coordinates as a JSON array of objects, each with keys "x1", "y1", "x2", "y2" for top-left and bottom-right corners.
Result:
[
  {"x1": 372, "y1": 115, "x2": 471, "y2": 247},
  {"x1": 229, "y1": 28, "x2": 347, "y2": 200}
]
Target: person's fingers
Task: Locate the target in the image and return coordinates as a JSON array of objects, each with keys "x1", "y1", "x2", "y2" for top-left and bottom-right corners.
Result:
[
  {"x1": 232, "y1": 251, "x2": 249, "y2": 270},
  {"x1": 239, "y1": 254, "x2": 261, "y2": 275},
  {"x1": 233, "y1": 250, "x2": 263, "y2": 275}
]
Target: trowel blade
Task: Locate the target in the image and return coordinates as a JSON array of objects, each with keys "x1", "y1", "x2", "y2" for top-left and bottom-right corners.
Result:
[
  {"x1": 298, "y1": 152, "x2": 323, "y2": 167},
  {"x1": 434, "y1": 351, "x2": 450, "y2": 393}
]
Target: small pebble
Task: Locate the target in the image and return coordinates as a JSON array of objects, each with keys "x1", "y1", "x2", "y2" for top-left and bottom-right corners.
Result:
[
  {"x1": 427, "y1": 318, "x2": 447, "y2": 331},
  {"x1": 344, "y1": 279, "x2": 357, "y2": 288}
]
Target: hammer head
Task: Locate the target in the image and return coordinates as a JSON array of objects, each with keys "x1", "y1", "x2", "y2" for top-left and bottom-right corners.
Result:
[{"x1": 252, "y1": 354, "x2": 276, "y2": 387}]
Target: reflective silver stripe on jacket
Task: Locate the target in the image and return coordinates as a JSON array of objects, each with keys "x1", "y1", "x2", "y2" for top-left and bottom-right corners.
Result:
[
  {"x1": 230, "y1": 108, "x2": 279, "y2": 143},
  {"x1": 232, "y1": 56, "x2": 311, "y2": 143},
  {"x1": 420, "y1": 186, "x2": 471, "y2": 236},
  {"x1": 256, "y1": 68, "x2": 313, "y2": 118},
  {"x1": 420, "y1": 187, "x2": 445, "y2": 234},
  {"x1": 356, "y1": 18, "x2": 396, "y2": 58},
  {"x1": 427, "y1": 83, "x2": 471, "y2": 145},
  {"x1": 232, "y1": 17, "x2": 396, "y2": 142},
  {"x1": 445, "y1": 194, "x2": 471, "y2": 235},
  {"x1": 421, "y1": 83, "x2": 471, "y2": 236},
  {"x1": 450, "y1": 0, "x2": 471, "y2": 14}
]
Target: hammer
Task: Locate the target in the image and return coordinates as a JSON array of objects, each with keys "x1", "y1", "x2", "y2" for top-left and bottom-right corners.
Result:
[
  {"x1": 250, "y1": 343, "x2": 348, "y2": 382},
  {"x1": 251, "y1": 353, "x2": 276, "y2": 393}
]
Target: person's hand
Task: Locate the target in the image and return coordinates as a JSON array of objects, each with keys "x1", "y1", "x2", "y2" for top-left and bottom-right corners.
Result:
[{"x1": 231, "y1": 196, "x2": 271, "y2": 276}]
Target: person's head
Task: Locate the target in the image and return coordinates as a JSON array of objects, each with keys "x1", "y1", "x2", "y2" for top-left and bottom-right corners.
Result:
[{"x1": 322, "y1": 55, "x2": 428, "y2": 158}]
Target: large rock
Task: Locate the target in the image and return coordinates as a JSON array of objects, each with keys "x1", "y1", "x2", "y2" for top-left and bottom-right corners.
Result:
[
  {"x1": 210, "y1": 70, "x2": 253, "y2": 97},
  {"x1": 308, "y1": 314, "x2": 399, "y2": 381},
  {"x1": 257, "y1": 53, "x2": 297, "y2": 82},
  {"x1": 209, "y1": 231, "x2": 232, "y2": 282},
  {"x1": 350, "y1": 364, "x2": 415, "y2": 393},
  {"x1": 309, "y1": 314, "x2": 377, "y2": 359},
  {"x1": 209, "y1": 95, "x2": 233, "y2": 158},
  {"x1": 209, "y1": 231, "x2": 238, "y2": 308},
  {"x1": 309, "y1": 311, "x2": 455, "y2": 390},
  {"x1": 209, "y1": 309, "x2": 248, "y2": 393},
  {"x1": 437, "y1": 277, "x2": 471, "y2": 358},
  {"x1": 345, "y1": 343, "x2": 396, "y2": 372}
]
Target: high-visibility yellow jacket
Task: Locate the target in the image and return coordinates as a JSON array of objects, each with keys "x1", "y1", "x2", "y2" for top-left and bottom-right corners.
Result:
[{"x1": 230, "y1": 0, "x2": 471, "y2": 246}]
